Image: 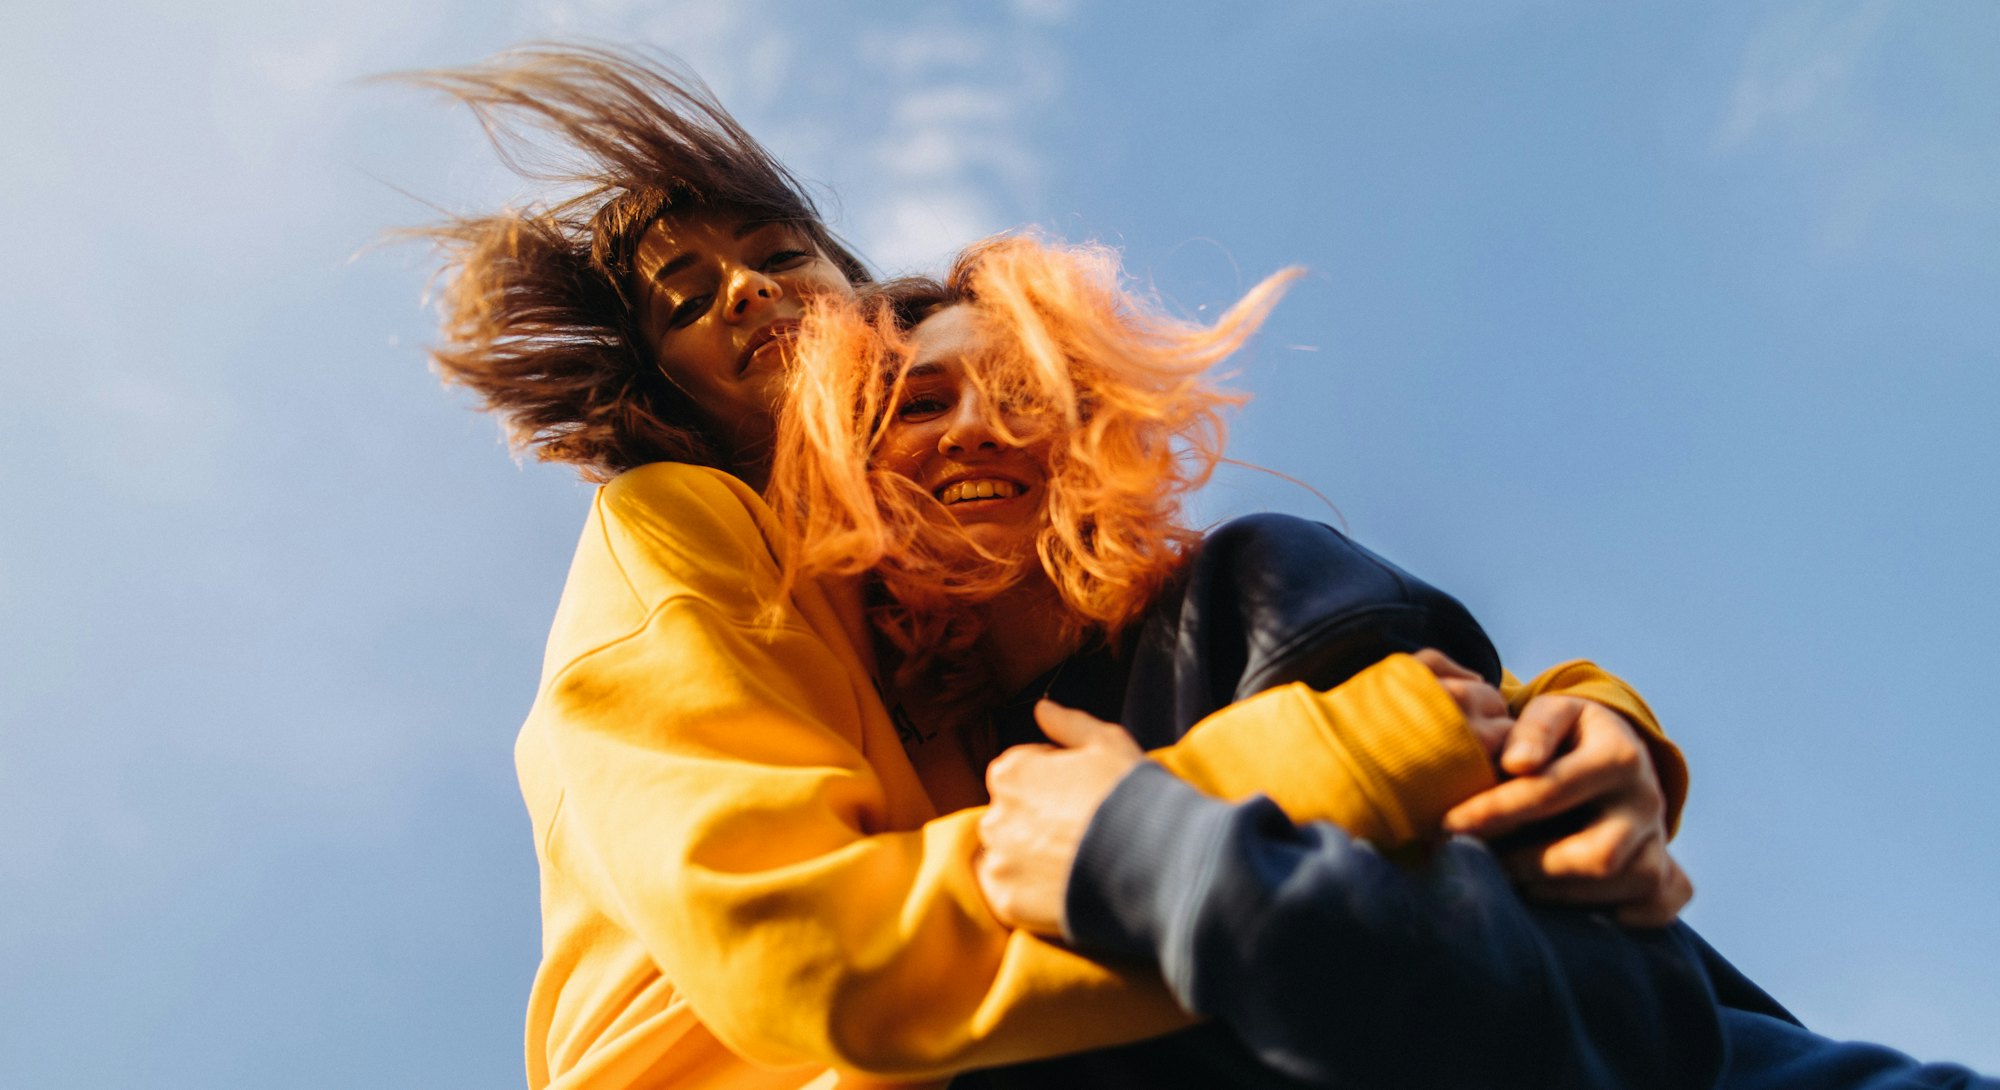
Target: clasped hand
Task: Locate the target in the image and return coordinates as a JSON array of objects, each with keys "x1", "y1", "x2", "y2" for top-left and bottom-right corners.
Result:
[{"x1": 975, "y1": 650, "x2": 1691, "y2": 936}]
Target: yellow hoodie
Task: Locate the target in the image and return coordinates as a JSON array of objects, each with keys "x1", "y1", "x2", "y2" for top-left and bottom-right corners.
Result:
[{"x1": 515, "y1": 462, "x2": 1684, "y2": 1089}]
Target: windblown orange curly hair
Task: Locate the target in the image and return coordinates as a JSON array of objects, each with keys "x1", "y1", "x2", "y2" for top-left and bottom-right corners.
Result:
[{"x1": 767, "y1": 234, "x2": 1299, "y2": 691}]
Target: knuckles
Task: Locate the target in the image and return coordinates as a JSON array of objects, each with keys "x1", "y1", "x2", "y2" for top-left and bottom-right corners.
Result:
[
  {"x1": 1627, "y1": 842, "x2": 1669, "y2": 886},
  {"x1": 1599, "y1": 740, "x2": 1643, "y2": 780},
  {"x1": 1524, "y1": 695, "x2": 1586, "y2": 729},
  {"x1": 985, "y1": 748, "x2": 1028, "y2": 788},
  {"x1": 1561, "y1": 844, "x2": 1624, "y2": 882}
]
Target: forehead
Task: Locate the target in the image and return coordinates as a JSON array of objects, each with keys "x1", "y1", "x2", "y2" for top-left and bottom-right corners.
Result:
[{"x1": 907, "y1": 305, "x2": 989, "y2": 367}]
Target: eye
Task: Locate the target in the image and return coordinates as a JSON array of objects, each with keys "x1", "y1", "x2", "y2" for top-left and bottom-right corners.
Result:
[
  {"x1": 895, "y1": 394, "x2": 950, "y2": 421},
  {"x1": 762, "y1": 249, "x2": 813, "y2": 272},
  {"x1": 666, "y1": 294, "x2": 713, "y2": 330}
]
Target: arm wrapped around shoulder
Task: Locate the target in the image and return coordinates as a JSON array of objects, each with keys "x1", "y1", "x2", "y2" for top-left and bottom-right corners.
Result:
[{"x1": 523, "y1": 464, "x2": 1194, "y2": 1078}]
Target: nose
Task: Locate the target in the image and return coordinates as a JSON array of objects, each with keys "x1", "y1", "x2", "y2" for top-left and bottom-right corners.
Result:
[
  {"x1": 940, "y1": 390, "x2": 1006, "y2": 456},
  {"x1": 723, "y1": 266, "x2": 783, "y2": 323}
]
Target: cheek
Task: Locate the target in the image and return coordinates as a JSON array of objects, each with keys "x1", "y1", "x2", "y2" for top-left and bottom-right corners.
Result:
[
  {"x1": 799, "y1": 261, "x2": 858, "y2": 300},
  {"x1": 654, "y1": 354, "x2": 706, "y2": 397},
  {"x1": 635, "y1": 290, "x2": 679, "y2": 356},
  {"x1": 871, "y1": 429, "x2": 929, "y2": 482},
  {"x1": 655, "y1": 335, "x2": 734, "y2": 396},
  {"x1": 638, "y1": 315, "x2": 683, "y2": 374}
]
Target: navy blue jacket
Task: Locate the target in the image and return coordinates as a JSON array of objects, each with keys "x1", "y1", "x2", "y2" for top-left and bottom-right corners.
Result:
[{"x1": 961, "y1": 514, "x2": 1995, "y2": 1090}]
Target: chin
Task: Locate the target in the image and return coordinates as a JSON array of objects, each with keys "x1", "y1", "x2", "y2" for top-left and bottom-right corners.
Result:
[{"x1": 961, "y1": 524, "x2": 1040, "y2": 561}]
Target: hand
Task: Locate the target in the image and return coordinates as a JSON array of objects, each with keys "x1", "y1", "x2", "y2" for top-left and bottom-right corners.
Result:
[
  {"x1": 1441, "y1": 695, "x2": 1692, "y2": 927},
  {"x1": 1412, "y1": 649, "x2": 1513, "y2": 758},
  {"x1": 976, "y1": 700, "x2": 1144, "y2": 936}
]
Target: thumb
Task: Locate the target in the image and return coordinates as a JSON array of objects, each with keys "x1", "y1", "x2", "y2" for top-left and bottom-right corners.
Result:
[{"x1": 1034, "y1": 699, "x2": 1118, "y2": 749}]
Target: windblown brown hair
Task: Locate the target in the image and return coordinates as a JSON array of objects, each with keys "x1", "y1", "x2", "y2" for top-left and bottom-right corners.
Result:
[
  {"x1": 767, "y1": 234, "x2": 1299, "y2": 695},
  {"x1": 397, "y1": 43, "x2": 869, "y2": 480}
]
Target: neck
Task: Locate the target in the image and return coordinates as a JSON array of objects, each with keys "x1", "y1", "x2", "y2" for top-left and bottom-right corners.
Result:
[
  {"x1": 976, "y1": 571, "x2": 1080, "y2": 696},
  {"x1": 729, "y1": 453, "x2": 771, "y2": 493}
]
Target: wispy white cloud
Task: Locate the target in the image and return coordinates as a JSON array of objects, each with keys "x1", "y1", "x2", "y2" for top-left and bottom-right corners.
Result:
[
  {"x1": 863, "y1": 189, "x2": 1003, "y2": 277},
  {"x1": 584, "y1": 2, "x2": 1068, "y2": 273},
  {"x1": 623, "y1": 0, "x2": 781, "y2": 110},
  {"x1": 848, "y1": 16, "x2": 1065, "y2": 271},
  {"x1": 865, "y1": 26, "x2": 990, "y2": 78},
  {"x1": 1715, "y1": 0, "x2": 1889, "y2": 151},
  {"x1": 78, "y1": 369, "x2": 238, "y2": 505},
  {"x1": 1009, "y1": 0, "x2": 1076, "y2": 26},
  {"x1": 1711, "y1": 2, "x2": 1998, "y2": 259}
]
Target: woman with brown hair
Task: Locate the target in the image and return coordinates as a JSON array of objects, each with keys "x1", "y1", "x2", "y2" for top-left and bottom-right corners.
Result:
[{"x1": 409, "y1": 44, "x2": 1695, "y2": 1090}]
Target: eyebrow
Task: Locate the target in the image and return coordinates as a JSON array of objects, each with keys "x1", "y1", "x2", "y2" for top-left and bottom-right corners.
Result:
[
  {"x1": 879, "y1": 360, "x2": 944, "y2": 396},
  {"x1": 648, "y1": 253, "x2": 698, "y2": 285},
  {"x1": 647, "y1": 221, "x2": 798, "y2": 286}
]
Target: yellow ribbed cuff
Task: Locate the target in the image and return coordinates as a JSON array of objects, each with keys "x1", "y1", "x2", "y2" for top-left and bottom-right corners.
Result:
[
  {"x1": 1324, "y1": 654, "x2": 1500, "y2": 843},
  {"x1": 1153, "y1": 654, "x2": 1497, "y2": 848}
]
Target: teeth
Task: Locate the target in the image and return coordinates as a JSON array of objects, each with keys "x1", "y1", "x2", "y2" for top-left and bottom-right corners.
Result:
[{"x1": 939, "y1": 479, "x2": 1024, "y2": 505}]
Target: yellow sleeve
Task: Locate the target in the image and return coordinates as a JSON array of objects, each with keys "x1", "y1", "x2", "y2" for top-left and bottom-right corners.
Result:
[
  {"x1": 1501, "y1": 661, "x2": 1688, "y2": 837},
  {"x1": 1151, "y1": 653, "x2": 1498, "y2": 846},
  {"x1": 1149, "y1": 656, "x2": 1689, "y2": 844},
  {"x1": 525, "y1": 465, "x2": 1190, "y2": 1080}
]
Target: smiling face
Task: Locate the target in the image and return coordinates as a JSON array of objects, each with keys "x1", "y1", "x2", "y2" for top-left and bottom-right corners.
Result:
[
  {"x1": 630, "y1": 209, "x2": 857, "y2": 469},
  {"x1": 872, "y1": 305, "x2": 1052, "y2": 560}
]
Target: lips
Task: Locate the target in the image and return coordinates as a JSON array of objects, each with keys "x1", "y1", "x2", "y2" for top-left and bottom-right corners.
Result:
[
  {"x1": 738, "y1": 318, "x2": 801, "y2": 375},
  {"x1": 937, "y1": 477, "x2": 1028, "y2": 506}
]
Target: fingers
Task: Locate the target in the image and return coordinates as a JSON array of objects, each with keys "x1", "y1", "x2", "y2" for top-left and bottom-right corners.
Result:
[
  {"x1": 984, "y1": 742, "x2": 1055, "y2": 794},
  {"x1": 1413, "y1": 648, "x2": 1480, "y2": 682},
  {"x1": 1415, "y1": 650, "x2": 1512, "y2": 756},
  {"x1": 1501, "y1": 810, "x2": 1648, "y2": 885},
  {"x1": 1499, "y1": 695, "x2": 1583, "y2": 777},
  {"x1": 1443, "y1": 756, "x2": 1613, "y2": 841},
  {"x1": 977, "y1": 720, "x2": 1126, "y2": 936},
  {"x1": 1033, "y1": 699, "x2": 1136, "y2": 753},
  {"x1": 1462, "y1": 806, "x2": 1686, "y2": 928},
  {"x1": 1521, "y1": 844, "x2": 1695, "y2": 928},
  {"x1": 1515, "y1": 837, "x2": 1668, "y2": 902},
  {"x1": 974, "y1": 814, "x2": 1055, "y2": 931},
  {"x1": 1436, "y1": 676, "x2": 1509, "y2": 722},
  {"x1": 1612, "y1": 858, "x2": 1695, "y2": 929},
  {"x1": 1441, "y1": 695, "x2": 1690, "y2": 928},
  {"x1": 1447, "y1": 704, "x2": 1652, "y2": 839}
]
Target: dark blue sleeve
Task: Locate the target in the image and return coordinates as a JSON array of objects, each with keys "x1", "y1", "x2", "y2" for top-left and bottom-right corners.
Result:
[
  {"x1": 1717, "y1": 1010, "x2": 1999, "y2": 1090},
  {"x1": 1065, "y1": 762, "x2": 1726, "y2": 1090}
]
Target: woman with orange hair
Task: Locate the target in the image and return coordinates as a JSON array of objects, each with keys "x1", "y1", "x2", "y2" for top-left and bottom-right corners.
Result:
[
  {"x1": 411, "y1": 43, "x2": 1706, "y2": 1090},
  {"x1": 771, "y1": 236, "x2": 1721, "y2": 1088},
  {"x1": 769, "y1": 234, "x2": 1997, "y2": 1090}
]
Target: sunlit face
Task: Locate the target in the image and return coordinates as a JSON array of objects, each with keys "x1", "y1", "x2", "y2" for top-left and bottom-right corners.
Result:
[
  {"x1": 630, "y1": 210, "x2": 857, "y2": 467},
  {"x1": 873, "y1": 305, "x2": 1051, "y2": 559}
]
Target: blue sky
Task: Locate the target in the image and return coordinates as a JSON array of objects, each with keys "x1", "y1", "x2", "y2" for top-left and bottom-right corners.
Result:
[{"x1": 4, "y1": 2, "x2": 1997, "y2": 1085}]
